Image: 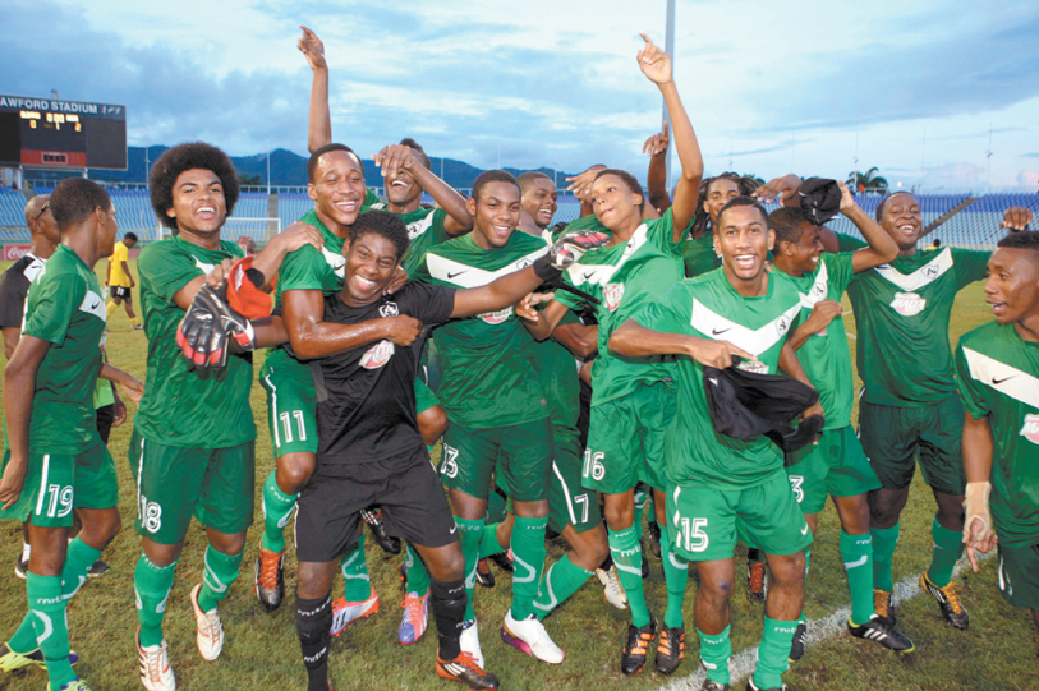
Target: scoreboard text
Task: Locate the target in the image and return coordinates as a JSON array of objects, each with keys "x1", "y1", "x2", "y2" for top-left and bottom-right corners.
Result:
[{"x1": 0, "y1": 96, "x2": 128, "y2": 170}]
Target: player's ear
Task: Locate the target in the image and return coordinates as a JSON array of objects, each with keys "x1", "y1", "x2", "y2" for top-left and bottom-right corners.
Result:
[
  {"x1": 307, "y1": 183, "x2": 317, "y2": 203},
  {"x1": 465, "y1": 195, "x2": 477, "y2": 217},
  {"x1": 767, "y1": 228, "x2": 776, "y2": 252}
]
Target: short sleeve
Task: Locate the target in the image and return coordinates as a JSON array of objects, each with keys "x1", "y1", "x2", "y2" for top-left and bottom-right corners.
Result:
[
  {"x1": 553, "y1": 274, "x2": 582, "y2": 311},
  {"x1": 951, "y1": 248, "x2": 990, "y2": 290},
  {"x1": 825, "y1": 252, "x2": 856, "y2": 295},
  {"x1": 113, "y1": 243, "x2": 128, "y2": 264},
  {"x1": 633, "y1": 283, "x2": 687, "y2": 334},
  {"x1": 954, "y1": 340, "x2": 990, "y2": 419},
  {"x1": 278, "y1": 245, "x2": 329, "y2": 292},
  {"x1": 400, "y1": 282, "x2": 456, "y2": 326},
  {"x1": 137, "y1": 244, "x2": 203, "y2": 305},
  {"x1": 0, "y1": 267, "x2": 29, "y2": 329},
  {"x1": 647, "y1": 208, "x2": 680, "y2": 254},
  {"x1": 23, "y1": 274, "x2": 83, "y2": 346}
]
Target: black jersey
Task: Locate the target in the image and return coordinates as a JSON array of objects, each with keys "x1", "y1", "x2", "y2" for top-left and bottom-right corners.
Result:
[
  {"x1": 0, "y1": 253, "x2": 44, "y2": 329},
  {"x1": 315, "y1": 281, "x2": 455, "y2": 471}
]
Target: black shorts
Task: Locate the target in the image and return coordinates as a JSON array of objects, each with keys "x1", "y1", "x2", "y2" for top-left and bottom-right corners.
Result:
[
  {"x1": 295, "y1": 449, "x2": 458, "y2": 563},
  {"x1": 96, "y1": 403, "x2": 115, "y2": 444},
  {"x1": 110, "y1": 286, "x2": 130, "y2": 299}
]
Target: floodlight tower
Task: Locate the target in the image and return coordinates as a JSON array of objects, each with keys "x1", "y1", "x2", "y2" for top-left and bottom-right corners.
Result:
[{"x1": 662, "y1": 0, "x2": 675, "y2": 191}]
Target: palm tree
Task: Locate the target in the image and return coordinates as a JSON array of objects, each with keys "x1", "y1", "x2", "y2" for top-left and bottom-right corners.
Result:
[{"x1": 846, "y1": 167, "x2": 888, "y2": 194}]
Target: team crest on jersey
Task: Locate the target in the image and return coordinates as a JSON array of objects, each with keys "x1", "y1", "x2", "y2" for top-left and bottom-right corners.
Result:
[
  {"x1": 379, "y1": 302, "x2": 399, "y2": 318},
  {"x1": 479, "y1": 306, "x2": 513, "y2": 324},
  {"x1": 776, "y1": 315, "x2": 792, "y2": 337},
  {"x1": 604, "y1": 283, "x2": 625, "y2": 312},
  {"x1": 738, "y1": 360, "x2": 769, "y2": 375},
  {"x1": 890, "y1": 291, "x2": 926, "y2": 316},
  {"x1": 1021, "y1": 414, "x2": 1039, "y2": 445},
  {"x1": 360, "y1": 340, "x2": 395, "y2": 369}
]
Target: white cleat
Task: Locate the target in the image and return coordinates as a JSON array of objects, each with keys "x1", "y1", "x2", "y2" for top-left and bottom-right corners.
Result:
[
  {"x1": 597, "y1": 566, "x2": 628, "y2": 609},
  {"x1": 459, "y1": 618, "x2": 484, "y2": 669},
  {"x1": 137, "y1": 630, "x2": 175, "y2": 691},
  {"x1": 501, "y1": 609, "x2": 565, "y2": 664},
  {"x1": 190, "y1": 583, "x2": 224, "y2": 661},
  {"x1": 330, "y1": 591, "x2": 380, "y2": 636}
]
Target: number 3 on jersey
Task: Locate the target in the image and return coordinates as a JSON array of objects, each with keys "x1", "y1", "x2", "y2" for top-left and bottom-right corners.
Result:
[
  {"x1": 441, "y1": 444, "x2": 460, "y2": 479},
  {"x1": 789, "y1": 475, "x2": 805, "y2": 503}
]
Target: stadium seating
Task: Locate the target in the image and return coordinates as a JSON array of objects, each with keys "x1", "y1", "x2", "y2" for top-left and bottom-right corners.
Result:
[
  {"x1": 278, "y1": 192, "x2": 313, "y2": 230},
  {"x1": 0, "y1": 189, "x2": 29, "y2": 238}
]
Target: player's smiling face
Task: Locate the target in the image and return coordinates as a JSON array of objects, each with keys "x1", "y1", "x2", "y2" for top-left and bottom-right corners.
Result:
[
  {"x1": 591, "y1": 175, "x2": 642, "y2": 233},
  {"x1": 715, "y1": 205, "x2": 774, "y2": 286},
  {"x1": 521, "y1": 179, "x2": 558, "y2": 229},
  {"x1": 783, "y1": 222, "x2": 824, "y2": 276},
  {"x1": 167, "y1": 168, "x2": 226, "y2": 236},
  {"x1": 880, "y1": 193, "x2": 922, "y2": 252},
  {"x1": 384, "y1": 165, "x2": 421, "y2": 206},
  {"x1": 342, "y1": 232, "x2": 399, "y2": 306},
  {"x1": 468, "y1": 181, "x2": 520, "y2": 250},
  {"x1": 984, "y1": 248, "x2": 1039, "y2": 326},
  {"x1": 309, "y1": 150, "x2": 366, "y2": 230},
  {"x1": 704, "y1": 178, "x2": 740, "y2": 225}
]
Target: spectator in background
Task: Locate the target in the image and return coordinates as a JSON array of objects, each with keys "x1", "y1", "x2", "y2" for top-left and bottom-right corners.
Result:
[{"x1": 106, "y1": 232, "x2": 141, "y2": 330}]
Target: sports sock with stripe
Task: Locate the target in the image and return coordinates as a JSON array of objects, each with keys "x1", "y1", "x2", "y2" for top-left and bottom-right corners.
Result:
[
  {"x1": 105, "y1": 300, "x2": 118, "y2": 319},
  {"x1": 533, "y1": 554, "x2": 592, "y2": 620},
  {"x1": 608, "y1": 525, "x2": 650, "y2": 627},
  {"x1": 927, "y1": 516, "x2": 963, "y2": 588},
  {"x1": 339, "y1": 533, "x2": 372, "y2": 602},
  {"x1": 797, "y1": 548, "x2": 812, "y2": 624},
  {"x1": 633, "y1": 488, "x2": 647, "y2": 542},
  {"x1": 295, "y1": 594, "x2": 332, "y2": 691},
  {"x1": 61, "y1": 537, "x2": 102, "y2": 600},
  {"x1": 841, "y1": 531, "x2": 875, "y2": 625},
  {"x1": 478, "y1": 523, "x2": 506, "y2": 559},
  {"x1": 197, "y1": 546, "x2": 242, "y2": 613},
  {"x1": 404, "y1": 543, "x2": 430, "y2": 598},
  {"x1": 430, "y1": 577, "x2": 466, "y2": 660},
  {"x1": 261, "y1": 470, "x2": 298, "y2": 553},
  {"x1": 7, "y1": 611, "x2": 39, "y2": 654},
  {"x1": 698, "y1": 624, "x2": 731, "y2": 686},
  {"x1": 509, "y1": 515, "x2": 548, "y2": 620},
  {"x1": 660, "y1": 541, "x2": 689, "y2": 628},
  {"x1": 135, "y1": 554, "x2": 177, "y2": 647},
  {"x1": 871, "y1": 522, "x2": 899, "y2": 592},
  {"x1": 27, "y1": 573, "x2": 76, "y2": 690},
  {"x1": 753, "y1": 616, "x2": 797, "y2": 690},
  {"x1": 456, "y1": 517, "x2": 484, "y2": 621}
]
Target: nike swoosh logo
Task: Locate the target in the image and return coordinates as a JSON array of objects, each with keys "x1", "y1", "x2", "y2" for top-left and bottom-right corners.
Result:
[
  {"x1": 992, "y1": 376, "x2": 1015, "y2": 384},
  {"x1": 446, "y1": 271, "x2": 466, "y2": 279},
  {"x1": 801, "y1": 524, "x2": 810, "y2": 535},
  {"x1": 582, "y1": 271, "x2": 595, "y2": 281},
  {"x1": 91, "y1": 301, "x2": 100, "y2": 309},
  {"x1": 712, "y1": 328, "x2": 731, "y2": 336},
  {"x1": 449, "y1": 526, "x2": 457, "y2": 535}
]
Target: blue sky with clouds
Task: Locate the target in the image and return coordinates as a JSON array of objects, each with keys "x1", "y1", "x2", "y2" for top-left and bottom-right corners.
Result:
[{"x1": 3, "y1": 0, "x2": 1038, "y2": 191}]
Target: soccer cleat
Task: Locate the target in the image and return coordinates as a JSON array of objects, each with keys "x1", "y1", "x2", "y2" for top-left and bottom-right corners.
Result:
[
  {"x1": 919, "y1": 573, "x2": 969, "y2": 630},
  {"x1": 14, "y1": 543, "x2": 29, "y2": 579},
  {"x1": 362, "y1": 508, "x2": 401, "y2": 555},
  {"x1": 460, "y1": 618, "x2": 484, "y2": 669},
  {"x1": 475, "y1": 559, "x2": 495, "y2": 588},
  {"x1": 330, "y1": 591, "x2": 380, "y2": 636},
  {"x1": 620, "y1": 617, "x2": 657, "y2": 675},
  {"x1": 254, "y1": 542, "x2": 285, "y2": 612},
  {"x1": 701, "y1": 680, "x2": 731, "y2": 691},
  {"x1": 746, "y1": 561, "x2": 766, "y2": 603},
  {"x1": 788, "y1": 622, "x2": 807, "y2": 662},
  {"x1": 647, "y1": 520, "x2": 663, "y2": 559},
  {"x1": 86, "y1": 559, "x2": 110, "y2": 578},
  {"x1": 437, "y1": 650, "x2": 499, "y2": 690},
  {"x1": 655, "y1": 624, "x2": 685, "y2": 675},
  {"x1": 137, "y1": 630, "x2": 176, "y2": 691},
  {"x1": 847, "y1": 616, "x2": 915, "y2": 652},
  {"x1": 190, "y1": 583, "x2": 224, "y2": 661},
  {"x1": 488, "y1": 551, "x2": 513, "y2": 574},
  {"x1": 46, "y1": 680, "x2": 92, "y2": 691},
  {"x1": 398, "y1": 591, "x2": 429, "y2": 645},
  {"x1": 745, "y1": 680, "x2": 795, "y2": 691},
  {"x1": 132, "y1": 324, "x2": 144, "y2": 331},
  {"x1": 0, "y1": 643, "x2": 78, "y2": 671},
  {"x1": 597, "y1": 566, "x2": 628, "y2": 610},
  {"x1": 501, "y1": 610, "x2": 564, "y2": 664},
  {"x1": 873, "y1": 589, "x2": 896, "y2": 626}
]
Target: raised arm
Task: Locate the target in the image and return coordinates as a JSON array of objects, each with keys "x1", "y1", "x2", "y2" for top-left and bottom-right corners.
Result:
[
  {"x1": 643, "y1": 122, "x2": 672, "y2": 215},
  {"x1": 282, "y1": 289, "x2": 421, "y2": 359},
  {"x1": 553, "y1": 321, "x2": 599, "y2": 360},
  {"x1": 841, "y1": 181, "x2": 898, "y2": 272},
  {"x1": 373, "y1": 145, "x2": 472, "y2": 235},
  {"x1": 299, "y1": 26, "x2": 332, "y2": 153}
]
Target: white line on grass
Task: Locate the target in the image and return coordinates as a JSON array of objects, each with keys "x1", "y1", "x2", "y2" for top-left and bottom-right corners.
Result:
[{"x1": 654, "y1": 553, "x2": 992, "y2": 691}]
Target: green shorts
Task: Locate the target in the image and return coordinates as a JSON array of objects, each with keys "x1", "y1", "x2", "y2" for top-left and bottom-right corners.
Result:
[
  {"x1": 129, "y1": 427, "x2": 255, "y2": 545},
  {"x1": 667, "y1": 470, "x2": 813, "y2": 562},
  {"x1": 260, "y1": 350, "x2": 318, "y2": 457},
  {"x1": 415, "y1": 377, "x2": 440, "y2": 416},
  {"x1": 548, "y1": 424, "x2": 601, "y2": 534},
  {"x1": 0, "y1": 443, "x2": 119, "y2": 527},
  {"x1": 859, "y1": 396, "x2": 966, "y2": 495},
  {"x1": 997, "y1": 540, "x2": 1039, "y2": 611},
  {"x1": 440, "y1": 418, "x2": 552, "y2": 503},
  {"x1": 784, "y1": 426, "x2": 882, "y2": 515},
  {"x1": 583, "y1": 382, "x2": 675, "y2": 495}
]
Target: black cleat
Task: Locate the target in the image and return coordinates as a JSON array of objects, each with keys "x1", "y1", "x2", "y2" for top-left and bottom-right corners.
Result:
[
  {"x1": 701, "y1": 681, "x2": 730, "y2": 691},
  {"x1": 87, "y1": 559, "x2": 110, "y2": 578},
  {"x1": 788, "y1": 622, "x2": 807, "y2": 662},
  {"x1": 363, "y1": 509, "x2": 402, "y2": 555},
  {"x1": 475, "y1": 558, "x2": 495, "y2": 588},
  {"x1": 620, "y1": 618, "x2": 657, "y2": 675},
  {"x1": 437, "y1": 650, "x2": 499, "y2": 689},
  {"x1": 647, "y1": 520, "x2": 662, "y2": 559},
  {"x1": 14, "y1": 552, "x2": 28, "y2": 580},
  {"x1": 746, "y1": 680, "x2": 795, "y2": 691},
  {"x1": 848, "y1": 616, "x2": 915, "y2": 651},
  {"x1": 873, "y1": 589, "x2": 896, "y2": 627},
  {"x1": 488, "y1": 552, "x2": 513, "y2": 574},
  {"x1": 919, "y1": 573, "x2": 969, "y2": 630},
  {"x1": 746, "y1": 561, "x2": 766, "y2": 604},
  {"x1": 254, "y1": 543, "x2": 285, "y2": 612},
  {"x1": 655, "y1": 624, "x2": 684, "y2": 675}
]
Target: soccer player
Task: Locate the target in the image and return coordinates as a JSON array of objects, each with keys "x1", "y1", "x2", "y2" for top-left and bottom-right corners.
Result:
[
  {"x1": 521, "y1": 34, "x2": 702, "y2": 675},
  {"x1": 681, "y1": 173, "x2": 758, "y2": 279},
  {"x1": 957, "y1": 231, "x2": 1039, "y2": 648},
  {"x1": 844, "y1": 191, "x2": 992, "y2": 631},
  {"x1": 132, "y1": 142, "x2": 322, "y2": 691},
  {"x1": 519, "y1": 171, "x2": 559, "y2": 234},
  {"x1": 610, "y1": 196, "x2": 819, "y2": 691},
  {"x1": 106, "y1": 232, "x2": 141, "y2": 329},
  {"x1": 769, "y1": 182, "x2": 913, "y2": 655},
  {"x1": 0, "y1": 179, "x2": 124, "y2": 691}
]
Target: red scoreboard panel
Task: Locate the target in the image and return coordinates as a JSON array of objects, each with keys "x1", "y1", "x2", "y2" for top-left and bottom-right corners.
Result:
[{"x1": 0, "y1": 95, "x2": 127, "y2": 170}]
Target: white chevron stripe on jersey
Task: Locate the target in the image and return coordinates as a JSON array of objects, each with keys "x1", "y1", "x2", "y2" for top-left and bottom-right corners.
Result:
[
  {"x1": 873, "y1": 248, "x2": 953, "y2": 292},
  {"x1": 798, "y1": 260, "x2": 830, "y2": 309},
  {"x1": 690, "y1": 298, "x2": 801, "y2": 357},
  {"x1": 79, "y1": 290, "x2": 107, "y2": 321},
  {"x1": 425, "y1": 248, "x2": 547, "y2": 288},
  {"x1": 321, "y1": 246, "x2": 346, "y2": 277},
  {"x1": 406, "y1": 213, "x2": 435, "y2": 240},
  {"x1": 962, "y1": 347, "x2": 1039, "y2": 409},
  {"x1": 565, "y1": 222, "x2": 649, "y2": 286}
]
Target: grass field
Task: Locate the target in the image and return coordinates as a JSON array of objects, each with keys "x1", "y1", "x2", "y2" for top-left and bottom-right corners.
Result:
[{"x1": 0, "y1": 259, "x2": 1035, "y2": 691}]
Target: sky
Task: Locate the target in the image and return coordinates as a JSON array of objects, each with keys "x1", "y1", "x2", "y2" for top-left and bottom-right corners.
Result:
[{"x1": 2, "y1": 0, "x2": 1039, "y2": 191}]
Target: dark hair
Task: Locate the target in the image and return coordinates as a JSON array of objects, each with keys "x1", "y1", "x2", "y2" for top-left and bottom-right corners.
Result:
[
  {"x1": 124, "y1": 232, "x2": 139, "y2": 242},
  {"x1": 875, "y1": 191, "x2": 915, "y2": 222},
  {"x1": 150, "y1": 142, "x2": 239, "y2": 231},
  {"x1": 50, "y1": 178, "x2": 111, "y2": 231},
  {"x1": 399, "y1": 138, "x2": 430, "y2": 170},
  {"x1": 594, "y1": 169, "x2": 645, "y2": 215},
  {"x1": 517, "y1": 171, "x2": 552, "y2": 196},
  {"x1": 472, "y1": 170, "x2": 519, "y2": 201},
  {"x1": 348, "y1": 210, "x2": 409, "y2": 262},
  {"x1": 768, "y1": 207, "x2": 812, "y2": 245},
  {"x1": 998, "y1": 230, "x2": 1039, "y2": 250},
  {"x1": 689, "y1": 173, "x2": 759, "y2": 239},
  {"x1": 307, "y1": 143, "x2": 362, "y2": 184},
  {"x1": 717, "y1": 195, "x2": 769, "y2": 228}
]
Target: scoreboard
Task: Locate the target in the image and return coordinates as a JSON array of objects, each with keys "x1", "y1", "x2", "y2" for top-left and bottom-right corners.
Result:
[{"x1": 0, "y1": 95, "x2": 127, "y2": 170}]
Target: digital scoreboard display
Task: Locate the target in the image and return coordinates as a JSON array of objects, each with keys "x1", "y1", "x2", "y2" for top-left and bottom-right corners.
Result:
[{"x1": 0, "y1": 95, "x2": 127, "y2": 170}]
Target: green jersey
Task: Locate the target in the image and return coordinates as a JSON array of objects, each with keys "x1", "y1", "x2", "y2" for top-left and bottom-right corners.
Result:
[
  {"x1": 955, "y1": 322, "x2": 1039, "y2": 548},
  {"x1": 555, "y1": 208, "x2": 683, "y2": 406},
  {"x1": 679, "y1": 231, "x2": 720, "y2": 278},
  {"x1": 531, "y1": 310, "x2": 582, "y2": 429},
  {"x1": 21, "y1": 245, "x2": 106, "y2": 455},
  {"x1": 780, "y1": 252, "x2": 856, "y2": 429},
  {"x1": 399, "y1": 207, "x2": 451, "y2": 276},
  {"x1": 276, "y1": 209, "x2": 347, "y2": 304},
  {"x1": 412, "y1": 231, "x2": 549, "y2": 429},
  {"x1": 135, "y1": 236, "x2": 255, "y2": 448},
  {"x1": 361, "y1": 187, "x2": 385, "y2": 211},
  {"x1": 634, "y1": 268, "x2": 803, "y2": 489},
  {"x1": 846, "y1": 247, "x2": 989, "y2": 406}
]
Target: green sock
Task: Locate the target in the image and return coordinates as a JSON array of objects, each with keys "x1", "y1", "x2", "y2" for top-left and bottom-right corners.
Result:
[
  {"x1": 754, "y1": 616, "x2": 797, "y2": 690},
  {"x1": 927, "y1": 516, "x2": 964, "y2": 588},
  {"x1": 27, "y1": 574, "x2": 75, "y2": 689},
  {"x1": 533, "y1": 554, "x2": 592, "y2": 620},
  {"x1": 404, "y1": 543, "x2": 430, "y2": 597},
  {"x1": 456, "y1": 517, "x2": 485, "y2": 621},
  {"x1": 509, "y1": 516, "x2": 547, "y2": 620},
  {"x1": 61, "y1": 537, "x2": 102, "y2": 601},
  {"x1": 478, "y1": 523, "x2": 506, "y2": 559},
  {"x1": 485, "y1": 488, "x2": 508, "y2": 524},
  {"x1": 7, "y1": 611, "x2": 39, "y2": 654},
  {"x1": 609, "y1": 526, "x2": 649, "y2": 626},
  {"x1": 135, "y1": 554, "x2": 177, "y2": 647},
  {"x1": 261, "y1": 470, "x2": 298, "y2": 553},
  {"x1": 660, "y1": 541, "x2": 689, "y2": 628},
  {"x1": 633, "y1": 489, "x2": 647, "y2": 542},
  {"x1": 698, "y1": 625, "x2": 731, "y2": 685},
  {"x1": 871, "y1": 523, "x2": 899, "y2": 592},
  {"x1": 841, "y1": 531, "x2": 875, "y2": 625},
  {"x1": 339, "y1": 533, "x2": 373, "y2": 601},
  {"x1": 197, "y1": 546, "x2": 242, "y2": 613},
  {"x1": 797, "y1": 548, "x2": 811, "y2": 625}
]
